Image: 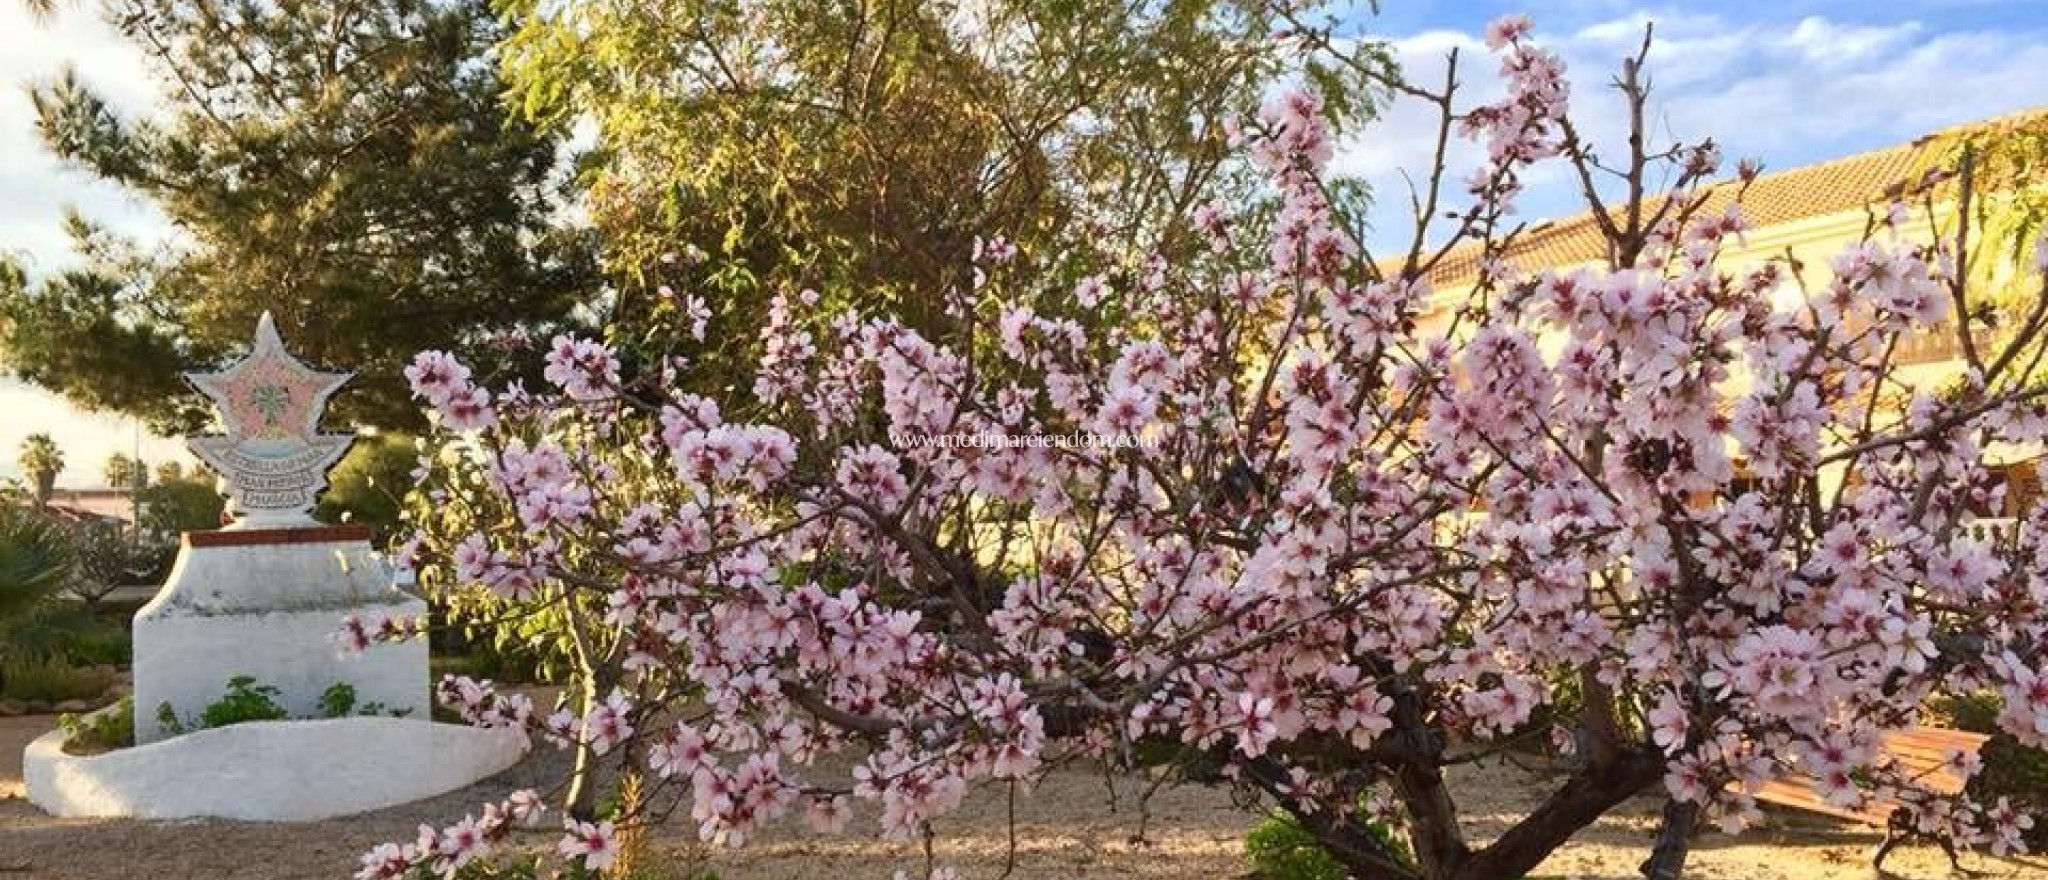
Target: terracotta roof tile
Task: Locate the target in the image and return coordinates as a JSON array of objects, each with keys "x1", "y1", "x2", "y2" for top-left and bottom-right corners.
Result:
[{"x1": 1406, "y1": 107, "x2": 2048, "y2": 289}]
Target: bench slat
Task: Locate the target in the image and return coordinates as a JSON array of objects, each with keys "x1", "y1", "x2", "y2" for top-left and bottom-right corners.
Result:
[{"x1": 1745, "y1": 727, "x2": 1989, "y2": 826}]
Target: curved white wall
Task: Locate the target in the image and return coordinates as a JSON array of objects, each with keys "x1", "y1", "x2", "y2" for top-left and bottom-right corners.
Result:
[{"x1": 25, "y1": 716, "x2": 528, "y2": 821}]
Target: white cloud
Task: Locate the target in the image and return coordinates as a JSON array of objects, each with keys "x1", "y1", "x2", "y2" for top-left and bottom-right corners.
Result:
[
  {"x1": 0, "y1": 6, "x2": 184, "y2": 480},
  {"x1": 0, "y1": 3, "x2": 171, "y2": 272},
  {"x1": 1338, "y1": 10, "x2": 2048, "y2": 252}
]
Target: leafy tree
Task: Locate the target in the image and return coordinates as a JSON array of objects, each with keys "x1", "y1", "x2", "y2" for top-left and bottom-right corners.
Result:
[
  {"x1": 3, "y1": 0, "x2": 601, "y2": 432},
  {"x1": 315, "y1": 432, "x2": 419, "y2": 536},
  {"x1": 61, "y1": 518, "x2": 169, "y2": 605},
  {"x1": 16, "y1": 433, "x2": 64, "y2": 510},
  {"x1": 135, "y1": 472, "x2": 224, "y2": 536},
  {"x1": 1931, "y1": 112, "x2": 2048, "y2": 273},
  {"x1": 151, "y1": 460, "x2": 184, "y2": 483},
  {"x1": 1903, "y1": 113, "x2": 2048, "y2": 369},
  {"x1": 102, "y1": 452, "x2": 147, "y2": 492},
  {"x1": 493, "y1": 0, "x2": 1389, "y2": 392}
]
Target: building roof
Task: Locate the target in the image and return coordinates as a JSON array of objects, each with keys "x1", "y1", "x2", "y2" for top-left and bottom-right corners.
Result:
[
  {"x1": 1411, "y1": 107, "x2": 2048, "y2": 290},
  {"x1": 43, "y1": 488, "x2": 135, "y2": 524}
]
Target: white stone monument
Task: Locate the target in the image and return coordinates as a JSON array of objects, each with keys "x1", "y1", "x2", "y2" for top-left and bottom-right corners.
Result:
[
  {"x1": 26, "y1": 314, "x2": 526, "y2": 820},
  {"x1": 133, "y1": 313, "x2": 428, "y2": 740}
]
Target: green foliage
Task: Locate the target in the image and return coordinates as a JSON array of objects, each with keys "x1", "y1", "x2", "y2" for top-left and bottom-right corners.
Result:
[
  {"x1": 1245, "y1": 815, "x2": 1350, "y2": 880},
  {"x1": 0, "y1": 509, "x2": 71, "y2": 625},
  {"x1": 0, "y1": 246, "x2": 195, "y2": 429},
  {"x1": 315, "y1": 433, "x2": 420, "y2": 535},
  {"x1": 1245, "y1": 792, "x2": 1412, "y2": 880},
  {"x1": 135, "y1": 474, "x2": 226, "y2": 536},
  {"x1": 315, "y1": 682, "x2": 412, "y2": 719},
  {"x1": 59, "y1": 696, "x2": 134, "y2": 755},
  {"x1": 430, "y1": 620, "x2": 572, "y2": 685},
  {"x1": 0, "y1": 602, "x2": 130, "y2": 667},
  {"x1": 102, "y1": 452, "x2": 148, "y2": 492},
  {"x1": 61, "y1": 618, "x2": 132, "y2": 667},
  {"x1": 154, "y1": 700, "x2": 184, "y2": 735},
  {"x1": 0, "y1": 655, "x2": 114, "y2": 703},
  {"x1": 1243, "y1": 807, "x2": 1565, "y2": 880},
  {"x1": 8, "y1": 0, "x2": 600, "y2": 432},
  {"x1": 157, "y1": 677, "x2": 407, "y2": 734},
  {"x1": 16, "y1": 432, "x2": 64, "y2": 508},
  {"x1": 1932, "y1": 114, "x2": 2048, "y2": 274},
  {"x1": 492, "y1": 0, "x2": 1389, "y2": 398},
  {"x1": 198, "y1": 675, "x2": 289, "y2": 728},
  {"x1": 318, "y1": 682, "x2": 358, "y2": 718}
]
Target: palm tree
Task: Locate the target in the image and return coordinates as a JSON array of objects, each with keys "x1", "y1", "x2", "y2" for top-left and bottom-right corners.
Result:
[
  {"x1": 18, "y1": 434, "x2": 64, "y2": 511},
  {"x1": 102, "y1": 453, "x2": 148, "y2": 493},
  {"x1": 0, "y1": 509, "x2": 68, "y2": 621}
]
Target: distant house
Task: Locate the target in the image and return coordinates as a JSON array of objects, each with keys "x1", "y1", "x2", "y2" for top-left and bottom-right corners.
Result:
[
  {"x1": 1411, "y1": 107, "x2": 2048, "y2": 529},
  {"x1": 42, "y1": 487, "x2": 136, "y2": 526}
]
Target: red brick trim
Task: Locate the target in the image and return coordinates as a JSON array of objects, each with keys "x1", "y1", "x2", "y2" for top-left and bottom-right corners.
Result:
[{"x1": 183, "y1": 525, "x2": 374, "y2": 548}]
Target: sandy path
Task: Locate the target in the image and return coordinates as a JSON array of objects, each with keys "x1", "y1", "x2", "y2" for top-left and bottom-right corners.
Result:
[{"x1": 3, "y1": 713, "x2": 2045, "y2": 880}]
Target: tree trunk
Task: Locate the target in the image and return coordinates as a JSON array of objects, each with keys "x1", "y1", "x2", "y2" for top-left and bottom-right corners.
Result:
[
  {"x1": 1639, "y1": 798, "x2": 1700, "y2": 880},
  {"x1": 1392, "y1": 759, "x2": 1468, "y2": 878},
  {"x1": 1446, "y1": 748, "x2": 1665, "y2": 880},
  {"x1": 559, "y1": 596, "x2": 612, "y2": 821},
  {"x1": 563, "y1": 670, "x2": 602, "y2": 820}
]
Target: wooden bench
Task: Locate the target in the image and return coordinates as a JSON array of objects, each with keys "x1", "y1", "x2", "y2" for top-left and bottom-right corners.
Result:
[
  {"x1": 1749, "y1": 727, "x2": 1991, "y2": 870},
  {"x1": 1750, "y1": 727, "x2": 1989, "y2": 825}
]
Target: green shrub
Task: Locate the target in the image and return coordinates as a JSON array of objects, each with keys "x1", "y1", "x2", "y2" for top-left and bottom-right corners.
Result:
[
  {"x1": 59, "y1": 696, "x2": 133, "y2": 754},
  {"x1": 319, "y1": 682, "x2": 358, "y2": 718},
  {"x1": 0, "y1": 655, "x2": 114, "y2": 703},
  {"x1": 1245, "y1": 814, "x2": 1349, "y2": 880},
  {"x1": 1245, "y1": 802, "x2": 1410, "y2": 880},
  {"x1": 155, "y1": 700, "x2": 184, "y2": 735},
  {"x1": 198, "y1": 675, "x2": 289, "y2": 728},
  {"x1": 60, "y1": 618, "x2": 132, "y2": 667},
  {"x1": 0, "y1": 608, "x2": 77, "y2": 661}
]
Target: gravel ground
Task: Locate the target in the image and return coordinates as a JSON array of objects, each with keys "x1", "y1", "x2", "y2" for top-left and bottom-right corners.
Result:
[{"x1": 3, "y1": 713, "x2": 2045, "y2": 880}]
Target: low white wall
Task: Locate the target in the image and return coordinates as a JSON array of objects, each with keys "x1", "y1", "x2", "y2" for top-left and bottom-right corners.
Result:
[
  {"x1": 25, "y1": 716, "x2": 528, "y2": 821},
  {"x1": 133, "y1": 538, "x2": 427, "y2": 742},
  {"x1": 133, "y1": 605, "x2": 429, "y2": 741}
]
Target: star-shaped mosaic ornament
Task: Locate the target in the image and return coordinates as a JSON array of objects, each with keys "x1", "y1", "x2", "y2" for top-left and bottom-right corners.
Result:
[{"x1": 185, "y1": 313, "x2": 355, "y2": 527}]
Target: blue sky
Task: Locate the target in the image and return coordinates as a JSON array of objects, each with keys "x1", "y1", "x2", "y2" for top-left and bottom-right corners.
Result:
[
  {"x1": 1, "y1": 1, "x2": 2046, "y2": 483},
  {"x1": 1339, "y1": 1, "x2": 2048, "y2": 247},
  {"x1": 1368, "y1": 0, "x2": 2046, "y2": 34}
]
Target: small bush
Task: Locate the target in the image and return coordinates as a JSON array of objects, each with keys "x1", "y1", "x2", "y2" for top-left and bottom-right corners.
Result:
[
  {"x1": 155, "y1": 700, "x2": 184, "y2": 735},
  {"x1": 319, "y1": 682, "x2": 358, "y2": 718},
  {"x1": 0, "y1": 604, "x2": 129, "y2": 667},
  {"x1": 61, "y1": 618, "x2": 132, "y2": 667},
  {"x1": 1245, "y1": 799, "x2": 1410, "y2": 880},
  {"x1": 0, "y1": 655, "x2": 114, "y2": 703},
  {"x1": 59, "y1": 696, "x2": 133, "y2": 754},
  {"x1": 156, "y1": 677, "x2": 402, "y2": 735},
  {"x1": 1245, "y1": 814, "x2": 1349, "y2": 880},
  {"x1": 198, "y1": 675, "x2": 289, "y2": 728}
]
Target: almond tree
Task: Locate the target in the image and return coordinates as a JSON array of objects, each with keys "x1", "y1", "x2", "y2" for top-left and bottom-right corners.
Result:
[{"x1": 356, "y1": 16, "x2": 2048, "y2": 880}]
